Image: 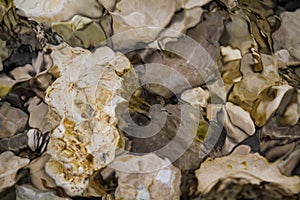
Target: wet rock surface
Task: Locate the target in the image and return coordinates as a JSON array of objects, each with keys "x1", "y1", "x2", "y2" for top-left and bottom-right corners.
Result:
[
  {"x1": 0, "y1": 0, "x2": 299, "y2": 199},
  {"x1": 0, "y1": 102, "x2": 28, "y2": 138},
  {"x1": 112, "y1": 154, "x2": 181, "y2": 200}
]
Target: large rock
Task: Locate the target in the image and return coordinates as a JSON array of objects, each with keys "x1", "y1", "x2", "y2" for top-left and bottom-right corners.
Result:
[{"x1": 44, "y1": 43, "x2": 139, "y2": 196}]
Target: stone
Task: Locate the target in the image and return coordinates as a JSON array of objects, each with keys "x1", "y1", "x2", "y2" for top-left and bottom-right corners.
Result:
[
  {"x1": 273, "y1": 10, "x2": 300, "y2": 61},
  {"x1": 14, "y1": 0, "x2": 103, "y2": 25},
  {"x1": 44, "y1": 43, "x2": 138, "y2": 196},
  {"x1": 111, "y1": 154, "x2": 181, "y2": 200},
  {"x1": 181, "y1": 87, "x2": 210, "y2": 107},
  {"x1": 195, "y1": 152, "x2": 300, "y2": 195},
  {"x1": 0, "y1": 102, "x2": 28, "y2": 138},
  {"x1": 52, "y1": 15, "x2": 106, "y2": 49},
  {"x1": 0, "y1": 151, "x2": 30, "y2": 192},
  {"x1": 111, "y1": 0, "x2": 176, "y2": 49},
  {"x1": 16, "y1": 184, "x2": 70, "y2": 200},
  {"x1": 27, "y1": 97, "x2": 49, "y2": 132}
]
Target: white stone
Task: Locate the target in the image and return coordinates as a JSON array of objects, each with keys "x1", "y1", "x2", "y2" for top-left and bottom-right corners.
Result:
[
  {"x1": 195, "y1": 153, "x2": 300, "y2": 195},
  {"x1": 112, "y1": 154, "x2": 181, "y2": 200},
  {"x1": 44, "y1": 43, "x2": 138, "y2": 196}
]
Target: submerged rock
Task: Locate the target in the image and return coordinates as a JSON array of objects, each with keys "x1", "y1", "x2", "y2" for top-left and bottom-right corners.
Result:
[
  {"x1": 112, "y1": 154, "x2": 181, "y2": 200},
  {"x1": 0, "y1": 151, "x2": 30, "y2": 192},
  {"x1": 111, "y1": 0, "x2": 176, "y2": 49},
  {"x1": 0, "y1": 74, "x2": 17, "y2": 98},
  {"x1": 252, "y1": 85, "x2": 293, "y2": 127},
  {"x1": 202, "y1": 177, "x2": 299, "y2": 200},
  {"x1": 0, "y1": 102, "x2": 28, "y2": 139},
  {"x1": 16, "y1": 184, "x2": 70, "y2": 200},
  {"x1": 214, "y1": 102, "x2": 256, "y2": 155},
  {"x1": 181, "y1": 87, "x2": 210, "y2": 108},
  {"x1": 27, "y1": 154, "x2": 57, "y2": 191},
  {"x1": 156, "y1": 2, "x2": 204, "y2": 47},
  {"x1": 52, "y1": 15, "x2": 106, "y2": 49},
  {"x1": 27, "y1": 97, "x2": 49, "y2": 132},
  {"x1": 140, "y1": 52, "x2": 206, "y2": 99},
  {"x1": 273, "y1": 9, "x2": 300, "y2": 61},
  {"x1": 229, "y1": 53, "x2": 282, "y2": 112},
  {"x1": 225, "y1": 102, "x2": 255, "y2": 136},
  {"x1": 195, "y1": 152, "x2": 300, "y2": 196},
  {"x1": 44, "y1": 43, "x2": 138, "y2": 196},
  {"x1": 0, "y1": 131, "x2": 29, "y2": 153},
  {"x1": 119, "y1": 103, "x2": 202, "y2": 170},
  {"x1": 14, "y1": 0, "x2": 103, "y2": 25},
  {"x1": 187, "y1": 10, "x2": 227, "y2": 62},
  {"x1": 260, "y1": 88, "x2": 300, "y2": 139}
]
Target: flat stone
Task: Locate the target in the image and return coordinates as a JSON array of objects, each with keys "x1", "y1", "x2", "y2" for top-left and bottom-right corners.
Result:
[
  {"x1": 16, "y1": 184, "x2": 70, "y2": 200},
  {"x1": 27, "y1": 97, "x2": 49, "y2": 132},
  {"x1": 0, "y1": 102, "x2": 28, "y2": 138}
]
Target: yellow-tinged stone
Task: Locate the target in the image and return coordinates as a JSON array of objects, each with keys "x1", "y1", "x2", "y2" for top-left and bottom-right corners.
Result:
[
  {"x1": 0, "y1": 85, "x2": 12, "y2": 97},
  {"x1": 195, "y1": 152, "x2": 300, "y2": 195},
  {"x1": 45, "y1": 43, "x2": 139, "y2": 196},
  {"x1": 52, "y1": 15, "x2": 106, "y2": 49}
]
